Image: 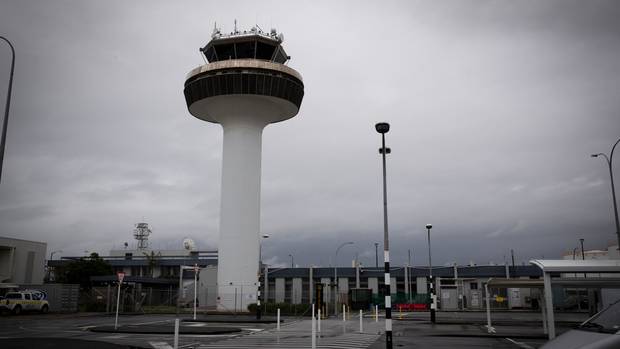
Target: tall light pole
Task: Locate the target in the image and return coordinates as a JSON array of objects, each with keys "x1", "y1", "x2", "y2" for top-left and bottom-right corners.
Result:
[
  {"x1": 50, "y1": 250, "x2": 62, "y2": 261},
  {"x1": 572, "y1": 247, "x2": 578, "y2": 260},
  {"x1": 334, "y1": 241, "x2": 354, "y2": 315},
  {"x1": 426, "y1": 223, "x2": 435, "y2": 323},
  {"x1": 591, "y1": 138, "x2": 620, "y2": 250},
  {"x1": 580, "y1": 238, "x2": 585, "y2": 260},
  {"x1": 257, "y1": 234, "x2": 269, "y2": 320},
  {"x1": 375, "y1": 122, "x2": 392, "y2": 349},
  {"x1": 0, "y1": 36, "x2": 15, "y2": 184},
  {"x1": 289, "y1": 254, "x2": 294, "y2": 268},
  {"x1": 48, "y1": 250, "x2": 62, "y2": 281}
]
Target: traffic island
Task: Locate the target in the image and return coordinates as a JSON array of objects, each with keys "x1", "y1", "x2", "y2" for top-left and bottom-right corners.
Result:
[
  {"x1": 184, "y1": 315, "x2": 280, "y2": 323},
  {"x1": 89, "y1": 323, "x2": 242, "y2": 335}
]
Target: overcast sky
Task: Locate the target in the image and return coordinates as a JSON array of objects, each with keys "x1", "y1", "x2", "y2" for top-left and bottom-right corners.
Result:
[{"x1": 0, "y1": 0, "x2": 619, "y2": 268}]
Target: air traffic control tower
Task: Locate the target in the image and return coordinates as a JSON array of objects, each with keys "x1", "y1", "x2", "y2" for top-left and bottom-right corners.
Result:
[{"x1": 183, "y1": 26, "x2": 304, "y2": 311}]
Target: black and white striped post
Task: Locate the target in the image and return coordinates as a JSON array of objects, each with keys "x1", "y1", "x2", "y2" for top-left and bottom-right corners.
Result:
[
  {"x1": 426, "y1": 224, "x2": 436, "y2": 323},
  {"x1": 375, "y1": 122, "x2": 392, "y2": 349}
]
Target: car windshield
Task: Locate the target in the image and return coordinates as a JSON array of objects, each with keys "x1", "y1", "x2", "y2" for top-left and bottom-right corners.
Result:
[
  {"x1": 5, "y1": 293, "x2": 22, "y2": 299},
  {"x1": 580, "y1": 299, "x2": 620, "y2": 333}
]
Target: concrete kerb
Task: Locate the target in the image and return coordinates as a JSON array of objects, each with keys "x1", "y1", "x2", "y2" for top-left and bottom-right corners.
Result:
[
  {"x1": 183, "y1": 315, "x2": 280, "y2": 324},
  {"x1": 0, "y1": 338, "x2": 146, "y2": 349},
  {"x1": 89, "y1": 324, "x2": 242, "y2": 335}
]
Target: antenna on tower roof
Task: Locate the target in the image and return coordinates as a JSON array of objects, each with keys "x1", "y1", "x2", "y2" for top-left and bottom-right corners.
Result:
[
  {"x1": 212, "y1": 21, "x2": 221, "y2": 39},
  {"x1": 133, "y1": 222, "x2": 152, "y2": 250}
]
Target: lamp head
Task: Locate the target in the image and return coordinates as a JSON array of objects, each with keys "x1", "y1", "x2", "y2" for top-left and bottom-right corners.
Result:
[
  {"x1": 375, "y1": 122, "x2": 390, "y2": 134},
  {"x1": 262, "y1": 234, "x2": 270, "y2": 239},
  {"x1": 591, "y1": 154, "x2": 599, "y2": 158},
  {"x1": 426, "y1": 224, "x2": 433, "y2": 230}
]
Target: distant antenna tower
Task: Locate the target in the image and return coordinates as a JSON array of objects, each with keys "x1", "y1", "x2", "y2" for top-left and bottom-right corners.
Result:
[{"x1": 133, "y1": 222, "x2": 152, "y2": 250}]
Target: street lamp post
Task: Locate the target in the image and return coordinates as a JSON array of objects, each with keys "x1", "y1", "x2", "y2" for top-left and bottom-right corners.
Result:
[
  {"x1": 50, "y1": 250, "x2": 62, "y2": 261},
  {"x1": 289, "y1": 254, "x2": 294, "y2": 268},
  {"x1": 0, "y1": 36, "x2": 15, "y2": 184},
  {"x1": 579, "y1": 238, "x2": 585, "y2": 260},
  {"x1": 48, "y1": 250, "x2": 62, "y2": 281},
  {"x1": 334, "y1": 241, "x2": 354, "y2": 316},
  {"x1": 376, "y1": 121, "x2": 393, "y2": 349},
  {"x1": 375, "y1": 242, "x2": 379, "y2": 268},
  {"x1": 426, "y1": 224, "x2": 435, "y2": 323},
  {"x1": 591, "y1": 138, "x2": 620, "y2": 251},
  {"x1": 572, "y1": 247, "x2": 578, "y2": 260},
  {"x1": 257, "y1": 234, "x2": 269, "y2": 320}
]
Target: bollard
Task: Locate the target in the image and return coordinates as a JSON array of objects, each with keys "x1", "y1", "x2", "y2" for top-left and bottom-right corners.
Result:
[
  {"x1": 318, "y1": 309, "x2": 321, "y2": 333},
  {"x1": 342, "y1": 304, "x2": 346, "y2": 322},
  {"x1": 277, "y1": 308, "x2": 281, "y2": 331},
  {"x1": 375, "y1": 305, "x2": 379, "y2": 322},
  {"x1": 359, "y1": 309, "x2": 363, "y2": 333},
  {"x1": 173, "y1": 318, "x2": 180, "y2": 349},
  {"x1": 312, "y1": 304, "x2": 316, "y2": 349}
]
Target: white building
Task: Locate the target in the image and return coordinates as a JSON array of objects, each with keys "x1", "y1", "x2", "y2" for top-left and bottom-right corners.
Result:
[{"x1": 0, "y1": 237, "x2": 47, "y2": 285}]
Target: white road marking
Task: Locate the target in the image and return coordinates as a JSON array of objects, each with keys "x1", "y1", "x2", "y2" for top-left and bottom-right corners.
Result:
[
  {"x1": 149, "y1": 341, "x2": 173, "y2": 349},
  {"x1": 135, "y1": 320, "x2": 171, "y2": 325},
  {"x1": 505, "y1": 338, "x2": 535, "y2": 349},
  {"x1": 101, "y1": 335, "x2": 128, "y2": 339}
]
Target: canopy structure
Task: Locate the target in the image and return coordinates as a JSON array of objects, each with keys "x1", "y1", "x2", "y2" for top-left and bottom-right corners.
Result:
[
  {"x1": 530, "y1": 259, "x2": 620, "y2": 274},
  {"x1": 530, "y1": 259, "x2": 620, "y2": 340},
  {"x1": 483, "y1": 260, "x2": 620, "y2": 340}
]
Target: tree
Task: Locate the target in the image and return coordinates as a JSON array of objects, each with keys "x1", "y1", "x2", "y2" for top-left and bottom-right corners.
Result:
[
  {"x1": 55, "y1": 252, "x2": 113, "y2": 290},
  {"x1": 143, "y1": 250, "x2": 161, "y2": 278}
]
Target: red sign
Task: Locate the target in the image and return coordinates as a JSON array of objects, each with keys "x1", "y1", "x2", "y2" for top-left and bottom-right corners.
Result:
[{"x1": 117, "y1": 272, "x2": 125, "y2": 283}]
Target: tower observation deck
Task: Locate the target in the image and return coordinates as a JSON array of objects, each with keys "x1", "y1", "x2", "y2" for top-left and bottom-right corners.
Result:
[{"x1": 183, "y1": 25, "x2": 304, "y2": 311}]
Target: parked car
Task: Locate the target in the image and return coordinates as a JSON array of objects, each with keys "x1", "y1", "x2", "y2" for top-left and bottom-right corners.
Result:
[
  {"x1": 2, "y1": 290, "x2": 49, "y2": 315},
  {"x1": 541, "y1": 298, "x2": 620, "y2": 348}
]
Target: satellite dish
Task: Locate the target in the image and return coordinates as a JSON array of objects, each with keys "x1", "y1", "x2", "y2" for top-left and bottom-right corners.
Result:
[{"x1": 183, "y1": 238, "x2": 196, "y2": 250}]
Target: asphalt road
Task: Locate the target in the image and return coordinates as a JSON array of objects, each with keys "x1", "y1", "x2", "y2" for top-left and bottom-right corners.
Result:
[
  {"x1": 0, "y1": 313, "x2": 271, "y2": 348},
  {"x1": 0, "y1": 310, "x2": 588, "y2": 348}
]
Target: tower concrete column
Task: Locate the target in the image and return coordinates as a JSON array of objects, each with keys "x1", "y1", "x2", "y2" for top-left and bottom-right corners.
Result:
[{"x1": 217, "y1": 116, "x2": 266, "y2": 310}]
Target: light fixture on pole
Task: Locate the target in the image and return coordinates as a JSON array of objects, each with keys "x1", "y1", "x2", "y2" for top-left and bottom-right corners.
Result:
[
  {"x1": 591, "y1": 138, "x2": 620, "y2": 251},
  {"x1": 426, "y1": 223, "x2": 436, "y2": 323},
  {"x1": 375, "y1": 121, "x2": 393, "y2": 349},
  {"x1": 334, "y1": 241, "x2": 354, "y2": 316},
  {"x1": 0, "y1": 36, "x2": 15, "y2": 184}
]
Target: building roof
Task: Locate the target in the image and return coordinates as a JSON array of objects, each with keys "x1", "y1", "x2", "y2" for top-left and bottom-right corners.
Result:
[{"x1": 266, "y1": 265, "x2": 542, "y2": 279}]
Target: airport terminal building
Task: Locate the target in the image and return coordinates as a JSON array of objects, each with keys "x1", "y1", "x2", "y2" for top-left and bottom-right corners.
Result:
[{"x1": 48, "y1": 249, "x2": 545, "y2": 313}]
